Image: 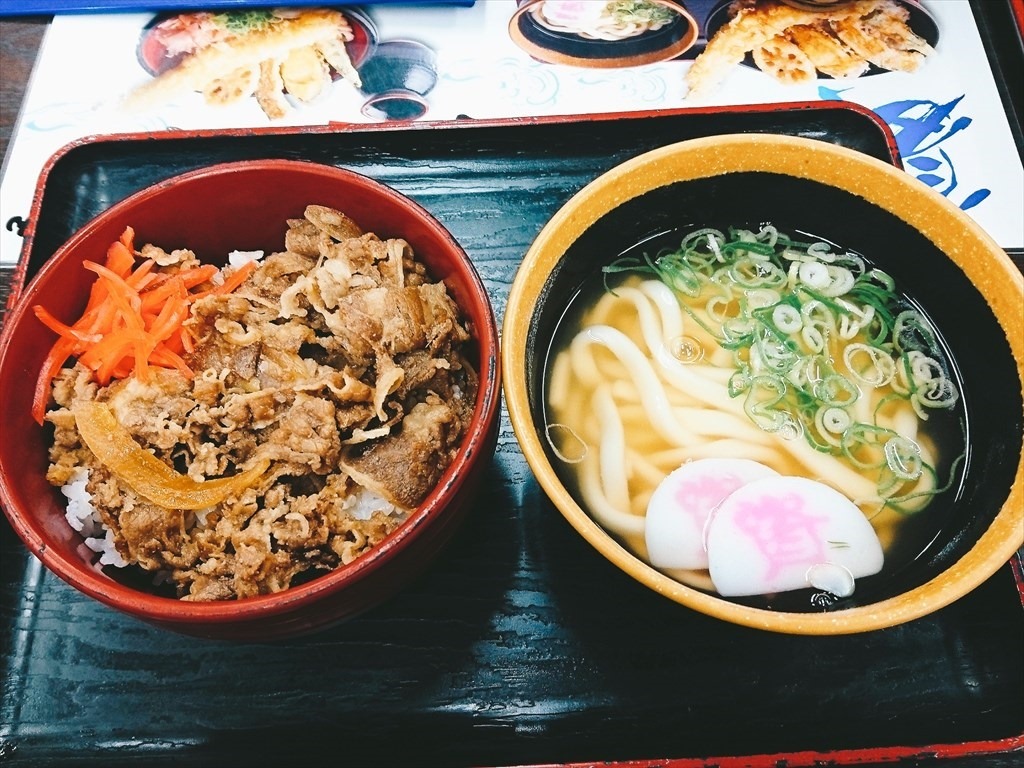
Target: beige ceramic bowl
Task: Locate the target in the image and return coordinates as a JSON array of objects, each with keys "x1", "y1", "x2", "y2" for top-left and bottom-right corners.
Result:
[{"x1": 502, "y1": 133, "x2": 1024, "y2": 635}]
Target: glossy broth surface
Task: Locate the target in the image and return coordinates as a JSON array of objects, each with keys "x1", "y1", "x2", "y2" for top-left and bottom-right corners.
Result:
[{"x1": 542, "y1": 225, "x2": 968, "y2": 612}]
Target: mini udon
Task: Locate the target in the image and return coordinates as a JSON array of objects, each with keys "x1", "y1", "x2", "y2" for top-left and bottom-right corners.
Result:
[
  {"x1": 529, "y1": 0, "x2": 680, "y2": 41},
  {"x1": 543, "y1": 223, "x2": 965, "y2": 612}
]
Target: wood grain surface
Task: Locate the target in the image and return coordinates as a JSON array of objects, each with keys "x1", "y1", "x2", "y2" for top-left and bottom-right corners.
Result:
[
  {"x1": 0, "y1": 17, "x2": 49, "y2": 165},
  {"x1": 0, "y1": 17, "x2": 49, "y2": 319}
]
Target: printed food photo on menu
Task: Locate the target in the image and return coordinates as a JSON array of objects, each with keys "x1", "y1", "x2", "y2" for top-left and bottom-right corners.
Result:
[
  {"x1": 686, "y1": 0, "x2": 938, "y2": 99},
  {"x1": 129, "y1": 8, "x2": 364, "y2": 118},
  {"x1": 127, "y1": 6, "x2": 388, "y2": 120},
  {"x1": 507, "y1": 0, "x2": 701, "y2": 67},
  {"x1": 506, "y1": 0, "x2": 938, "y2": 95}
]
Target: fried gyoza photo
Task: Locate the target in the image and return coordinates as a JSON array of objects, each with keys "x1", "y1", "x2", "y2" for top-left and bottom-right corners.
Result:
[{"x1": 687, "y1": 0, "x2": 934, "y2": 99}]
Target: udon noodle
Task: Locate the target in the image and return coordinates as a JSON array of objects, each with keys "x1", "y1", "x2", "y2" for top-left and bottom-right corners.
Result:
[
  {"x1": 530, "y1": 0, "x2": 677, "y2": 42},
  {"x1": 545, "y1": 224, "x2": 965, "y2": 596}
]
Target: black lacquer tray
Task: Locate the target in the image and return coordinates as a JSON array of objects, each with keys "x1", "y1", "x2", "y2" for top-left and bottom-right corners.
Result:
[{"x1": 1, "y1": 104, "x2": 1022, "y2": 768}]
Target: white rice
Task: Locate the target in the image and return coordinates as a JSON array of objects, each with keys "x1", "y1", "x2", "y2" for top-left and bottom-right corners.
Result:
[
  {"x1": 194, "y1": 506, "x2": 213, "y2": 527},
  {"x1": 226, "y1": 249, "x2": 265, "y2": 268},
  {"x1": 61, "y1": 468, "x2": 128, "y2": 568},
  {"x1": 84, "y1": 526, "x2": 129, "y2": 568},
  {"x1": 60, "y1": 470, "x2": 399, "y2": 570},
  {"x1": 342, "y1": 487, "x2": 400, "y2": 521}
]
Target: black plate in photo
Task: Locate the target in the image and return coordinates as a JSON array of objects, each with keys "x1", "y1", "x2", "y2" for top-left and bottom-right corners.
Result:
[
  {"x1": 136, "y1": 6, "x2": 378, "y2": 78},
  {"x1": 509, "y1": 0, "x2": 699, "y2": 68},
  {"x1": 702, "y1": 0, "x2": 940, "y2": 79}
]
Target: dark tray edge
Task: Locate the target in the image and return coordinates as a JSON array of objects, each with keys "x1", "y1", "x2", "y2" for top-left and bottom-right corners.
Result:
[
  {"x1": 971, "y1": 0, "x2": 1024, "y2": 161},
  {"x1": 526, "y1": 561, "x2": 1024, "y2": 768},
  {"x1": 2, "y1": 99, "x2": 1021, "y2": 768},
  {"x1": 537, "y1": 732, "x2": 1024, "y2": 768},
  {"x1": 5, "y1": 100, "x2": 899, "y2": 312}
]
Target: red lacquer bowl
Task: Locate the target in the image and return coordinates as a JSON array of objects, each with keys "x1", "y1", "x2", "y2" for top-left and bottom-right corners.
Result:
[{"x1": 0, "y1": 159, "x2": 501, "y2": 641}]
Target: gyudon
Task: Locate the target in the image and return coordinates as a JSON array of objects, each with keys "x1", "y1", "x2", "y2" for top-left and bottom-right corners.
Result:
[{"x1": 37, "y1": 205, "x2": 478, "y2": 601}]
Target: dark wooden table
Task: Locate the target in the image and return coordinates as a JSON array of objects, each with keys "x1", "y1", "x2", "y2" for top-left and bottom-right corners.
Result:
[
  {"x1": 0, "y1": 17, "x2": 49, "y2": 164},
  {"x1": 0, "y1": 16, "x2": 49, "y2": 321}
]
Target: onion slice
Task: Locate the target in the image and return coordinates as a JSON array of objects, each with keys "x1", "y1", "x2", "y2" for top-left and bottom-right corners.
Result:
[{"x1": 72, "y1": 401, "x2": 269, "y2": 510}]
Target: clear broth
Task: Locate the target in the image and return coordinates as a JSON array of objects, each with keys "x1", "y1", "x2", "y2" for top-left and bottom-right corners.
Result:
[{"x1": 541, "y1": 225, "x2": 969, "y2": 612}]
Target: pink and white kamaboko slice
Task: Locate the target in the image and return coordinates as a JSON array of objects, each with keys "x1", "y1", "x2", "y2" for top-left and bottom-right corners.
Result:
[
  {"x1": 644, "y1": 458, "x2": 779, "y2": 571},
  {"x1": 706, "y1": 476, "x2": 884, "y2": 597}
]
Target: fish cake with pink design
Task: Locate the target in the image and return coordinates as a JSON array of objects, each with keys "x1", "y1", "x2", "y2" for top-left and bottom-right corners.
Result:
[
  {"x1": 644, "y1": 457, "x2": 778, "y2": 571},
  {"x1": 706, "y1": 476, "x2": 884, "y2": 598}
]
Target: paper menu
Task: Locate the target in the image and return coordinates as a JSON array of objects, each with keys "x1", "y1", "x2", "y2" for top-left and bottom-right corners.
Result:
[{"x1": 1, "y1": 0, "x2": 1021, "y2": 268}]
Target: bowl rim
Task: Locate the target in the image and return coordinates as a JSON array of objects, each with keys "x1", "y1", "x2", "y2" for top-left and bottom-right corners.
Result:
[
  {"x1": 501, "y1": 132, "x2": 1024, "y2": 635},
  {"x1": 0, "y1": 157, "x2": 502, "y2": 625}
]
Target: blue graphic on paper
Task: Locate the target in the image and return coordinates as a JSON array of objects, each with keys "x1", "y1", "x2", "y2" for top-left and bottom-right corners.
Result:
[
  {"x1": 443, "y1": 57, "x2": 561, "y2": 107},
  {"x1": 820, "y1": 86, "x2": 990, "y2": 211},
  {"x1": 26, "y1": 100, "x2": 172, "y2": 135}
]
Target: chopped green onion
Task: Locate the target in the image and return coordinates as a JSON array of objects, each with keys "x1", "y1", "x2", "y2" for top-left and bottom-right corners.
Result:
[
  {"x1": 884, "y1": 436, "x2": 923, "y2": 481},
  {"x1": 844, "y1": 343, "x2": 896, "y2": 387},
  {"x1": 602, "y1": 224, "x2": 962, "y2": 515},
  {"x1": 772, "y1": 304, "x2": 802, "y2": 334}
]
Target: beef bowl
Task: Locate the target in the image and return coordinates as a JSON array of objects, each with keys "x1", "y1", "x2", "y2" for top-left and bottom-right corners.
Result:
[
  {"x1": 502, "y1": 133, "x2": 1023, "y2": 635},
  {"x1": 0, "y1": 159, "x2": 501, "y2": 640}
]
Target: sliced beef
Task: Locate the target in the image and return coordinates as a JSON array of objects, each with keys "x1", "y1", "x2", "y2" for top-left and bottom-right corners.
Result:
[
  {"x1": 46, "y1": 206, "x2": 478, "y2": 601},
  {"x1": 341, "y1": 400, "x2": 461, "y2": 510}
]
